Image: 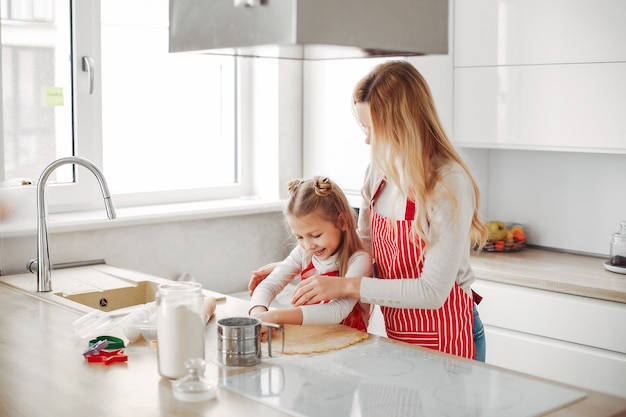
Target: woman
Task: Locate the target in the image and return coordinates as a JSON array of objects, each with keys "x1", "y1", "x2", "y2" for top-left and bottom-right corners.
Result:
[{"x1": 253, "y1": 61, "x2": 487, "y2": 360}]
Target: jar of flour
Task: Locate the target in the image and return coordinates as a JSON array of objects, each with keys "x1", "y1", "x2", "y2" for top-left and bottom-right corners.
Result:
[{"x1": 156, "y1": 282, "x2": 205, "y2": 379}]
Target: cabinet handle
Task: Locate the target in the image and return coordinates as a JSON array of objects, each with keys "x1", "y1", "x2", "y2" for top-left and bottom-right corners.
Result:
[
  {"x1": 81, "y1": 56, "x2": 95, "y2": 95},
  {"x1": 233, "y1": 0, "x2": 266, "y2": 7}
]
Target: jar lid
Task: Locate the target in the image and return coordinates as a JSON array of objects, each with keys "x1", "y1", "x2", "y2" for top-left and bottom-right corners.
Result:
[
  {"x1": 172, "y1": 358, "x2": 217, "y2": 402},
  {"x1": 613, "y1": 221, "x2": 626, "y2": 240}
]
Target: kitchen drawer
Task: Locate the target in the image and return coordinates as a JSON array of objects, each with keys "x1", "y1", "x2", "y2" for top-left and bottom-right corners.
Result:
[
  {"x1": 473, "y1": 279, "x2": 626, "y2": 354},
  {"x1": 484, "y1": 325, "x2": 626, "y2": 399}
]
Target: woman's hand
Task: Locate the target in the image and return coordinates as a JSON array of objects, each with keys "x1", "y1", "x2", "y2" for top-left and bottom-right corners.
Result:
[
  {"x1": 248, "y1": 262, "x2": 280, "y2": 296},
  {"x1": 291, "y1": 275, "x2": 362, "y2": 306}
]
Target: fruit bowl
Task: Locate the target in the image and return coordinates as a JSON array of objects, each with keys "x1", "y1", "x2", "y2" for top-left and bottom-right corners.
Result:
[{"x1": 483, "y1": 222, "x2": 527, "y2": 253}]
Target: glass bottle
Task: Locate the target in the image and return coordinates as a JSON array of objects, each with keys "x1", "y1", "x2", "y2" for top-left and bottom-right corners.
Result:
[
  {"x1": 609, "y1": 221, "x2": 626, "y2": 267},
  {"x1": 156, "y1": 282, "x2": 205, "y2": 379}
]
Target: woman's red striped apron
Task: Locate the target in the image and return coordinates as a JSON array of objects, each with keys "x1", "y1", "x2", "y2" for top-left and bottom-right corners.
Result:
[
  {"x1": 370, "y1": 180, "x2": 475, "y2": 359},
  {"x1": 300, "y1": 262, "x2": 368, "y2": 332}
]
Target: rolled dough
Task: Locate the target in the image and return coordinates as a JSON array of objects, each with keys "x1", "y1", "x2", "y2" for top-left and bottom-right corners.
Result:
[{"x1": 273, "y1": 324, "x2": 369, "y2": 355}]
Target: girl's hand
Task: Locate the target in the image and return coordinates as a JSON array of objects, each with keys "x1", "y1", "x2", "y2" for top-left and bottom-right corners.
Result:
[
  {"x1": 249, "y1": 306, "x2": 271, "y2": 342},
  {"x1": 249, "y1": 305, "x2": 268, "y2": 318},
  {"x1": 291, "y1": 275, "x2": 360, "y2": 306},
  {"x1": 249, "y1": 307, "x2": 302, "y2": 341},
  {"x1": 248, "y1": 262, "x2": 280, "y2": 296}
]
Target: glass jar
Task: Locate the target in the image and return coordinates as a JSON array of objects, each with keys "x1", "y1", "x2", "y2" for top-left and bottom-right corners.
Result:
[
  {"x1": 609, "y1": 221, "x2": 626, "y2": 267},
  {"x1": 156, "y1": 282, "x2": 205, "y2": 379}
]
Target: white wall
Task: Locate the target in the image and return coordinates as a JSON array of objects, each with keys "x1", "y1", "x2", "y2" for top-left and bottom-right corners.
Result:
[
  {"x1": 469, "y1": 149, "x2": 626, "y2": 256},
  {"x1": 302, "y1": 53, "x2": 454, "y2": 201},
  {"x1": 1, "y1": 211, "x2": 292, "y2": 294}
]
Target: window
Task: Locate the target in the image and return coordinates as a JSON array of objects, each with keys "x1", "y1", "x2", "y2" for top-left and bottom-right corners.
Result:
[
  {"x1": 100, "y1": 1, "x2": 238, "y2": 206},
  {"x1": 1, "y1": 0, "x2": 239, "y2": 212},
  {"x1": 0, "y1": 0, "x2": 73, "y2": 183}
]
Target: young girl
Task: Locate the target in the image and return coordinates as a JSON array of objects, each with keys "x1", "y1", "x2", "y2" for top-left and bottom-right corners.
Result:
[
  {"x1": 289, "y1": 61, "x2": 488, "y2": 360},
  {"x1": 249, "y1": 176, "x2": 372, "y2": 335}
]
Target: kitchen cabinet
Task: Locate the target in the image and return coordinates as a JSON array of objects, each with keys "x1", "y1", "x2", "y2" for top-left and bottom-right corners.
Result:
[
  {"x1": 470, "y1": 248, "x2": 626, "y2": 399},
  {"x1": 453, "y1": 0, "x2": 626, "y2": 153},
  {"x1": 473, "y1": 279, "x2": 626, "y2": 399}
]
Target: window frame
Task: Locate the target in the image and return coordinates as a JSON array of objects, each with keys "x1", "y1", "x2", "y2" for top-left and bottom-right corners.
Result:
[{"x1": 1, "y1": 0, "x2": 247, "y2": 214}]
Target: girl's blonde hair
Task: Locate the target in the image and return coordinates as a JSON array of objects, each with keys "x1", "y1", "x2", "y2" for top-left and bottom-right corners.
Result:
[
  {"x1": 285, "y1": 176, "x2": 366, "y2": 276},
  {"x1": 353, "y1": 60, "x2": 487, "y2": 250}
]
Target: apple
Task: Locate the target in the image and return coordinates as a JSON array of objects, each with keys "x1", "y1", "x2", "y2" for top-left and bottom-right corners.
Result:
[
  {"x1": 509, "y1": 225, "x2": 524, "y2": 234},
  {"x1": 487, "y1": 221, "x2": 507, "y2": 241}
]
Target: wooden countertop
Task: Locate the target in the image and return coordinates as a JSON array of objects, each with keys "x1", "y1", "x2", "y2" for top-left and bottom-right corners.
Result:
[
  {"x1": 470, "y1": 247, "x2": 626, "y2": 304},
  {"x1": 1, "y1": 275, "x2": 626, "y2": 416}
]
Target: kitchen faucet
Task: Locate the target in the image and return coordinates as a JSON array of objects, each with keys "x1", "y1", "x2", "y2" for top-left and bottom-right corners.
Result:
[{"x1": 27, "y1": 157, "x2": 116, "y2": 292}]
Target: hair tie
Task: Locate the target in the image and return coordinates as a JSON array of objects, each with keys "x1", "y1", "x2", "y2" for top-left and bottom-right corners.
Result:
[
  {"x1": 287, "y1": 179, "x2": 304, "y2": 194},
  {"x1": 313, "y1": 176, "x2": 332, "y2": 197}
]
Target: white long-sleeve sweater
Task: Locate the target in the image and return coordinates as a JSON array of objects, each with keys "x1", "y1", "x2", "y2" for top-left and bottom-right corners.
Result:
[
  {"x1": 358, "y1": 163, "x2": 477, "y2": 309},
  {"x1": 250, "y1": 247, "x2": 373, "y2": 325}
]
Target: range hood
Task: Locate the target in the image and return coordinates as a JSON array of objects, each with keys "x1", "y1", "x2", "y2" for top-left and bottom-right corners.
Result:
[{"x1": 169, "y1": 0, "x2": 448, "y2": 60}]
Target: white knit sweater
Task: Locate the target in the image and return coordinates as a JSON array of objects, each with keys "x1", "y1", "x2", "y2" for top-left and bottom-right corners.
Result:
[
  {"x1": 358, "y1": 163, "x2": 477, "y2": 309},
  {"x1": 250, "y1": 247, "x2": 372, "y2": 325}
]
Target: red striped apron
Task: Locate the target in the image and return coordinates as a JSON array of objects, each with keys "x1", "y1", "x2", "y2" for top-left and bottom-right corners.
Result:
[
  {"x1": 300, "y1": 262, "x2": 368, "y2": 332},
  {"x1": 370, "y1": 180, "x2": 475, "y2": 359}
]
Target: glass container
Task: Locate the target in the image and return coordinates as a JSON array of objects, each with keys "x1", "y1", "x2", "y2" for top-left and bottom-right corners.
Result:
[
  {"x1": 156, "y1": 282, "x2": 205, "y2": 379},
  {"x1": 609, "y1": 221, "x2": 626, "y2": 267}
]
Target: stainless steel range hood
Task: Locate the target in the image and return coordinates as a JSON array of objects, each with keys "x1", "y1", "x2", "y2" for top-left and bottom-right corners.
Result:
[{"x1": 169, "y1": 0, "x2": 448, "y2": 60}]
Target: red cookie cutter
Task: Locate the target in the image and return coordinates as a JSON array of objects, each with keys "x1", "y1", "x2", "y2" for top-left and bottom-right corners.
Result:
[{"x1": 85, "y1": 348, "x2": 128, "y2": 365}]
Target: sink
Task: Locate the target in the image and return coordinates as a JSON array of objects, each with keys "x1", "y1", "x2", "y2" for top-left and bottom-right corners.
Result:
[
  {"x1": 0, "y1": 264, "x2": 170, "y2": 314},
  {"x1": 0, "y1": 264, "x2": 225, "y2": 319},
  {"x1": 0, "y1": 264, "x2": 226, "y2": 342},
  {"x1": 54, "y1": 280, "x2": 159, "y2": 312}
]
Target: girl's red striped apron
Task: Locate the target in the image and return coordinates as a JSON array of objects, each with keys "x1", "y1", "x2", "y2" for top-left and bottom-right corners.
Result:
[
  {"x1": 370, "y1": 180, "x2": 475, "y2": 359},
  {"x1": 300, "y1": 262, "x2": 368, "y2": 332}
]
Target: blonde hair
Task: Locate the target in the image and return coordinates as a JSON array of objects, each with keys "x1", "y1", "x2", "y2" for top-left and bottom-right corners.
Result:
[
  {"x1": 285, "y1": 176, "x2": 366, "y2": 276},
  {"x1": 353, "y1": 60, "x2": 487, "y2": 250}
]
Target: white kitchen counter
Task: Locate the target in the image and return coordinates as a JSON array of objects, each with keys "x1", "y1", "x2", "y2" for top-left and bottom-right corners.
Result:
[
  {"x1": 470, "y1": 247, "x2": 626, "y2": 303},
  {"x1": 1, "y1": 266, "x2": 626, "y2": 417}
]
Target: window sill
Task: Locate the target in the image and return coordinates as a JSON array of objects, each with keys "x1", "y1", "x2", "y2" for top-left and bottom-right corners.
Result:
[{"x1": 0, "y1": 197, "x2": 285, "y2": 237}]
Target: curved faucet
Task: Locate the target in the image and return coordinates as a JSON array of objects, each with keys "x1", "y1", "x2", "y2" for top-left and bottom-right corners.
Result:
[{"x1": 28, "y1": 157, "x2": 116, "y2": 292}]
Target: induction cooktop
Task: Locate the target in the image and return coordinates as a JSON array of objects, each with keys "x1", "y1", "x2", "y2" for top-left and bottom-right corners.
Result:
[{"x1": 219, "y1": 338, "x2": 585, "y2": 417}]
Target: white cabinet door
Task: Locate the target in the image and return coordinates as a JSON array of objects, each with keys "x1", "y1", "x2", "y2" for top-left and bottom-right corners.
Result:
[
  {"x1": 484, "y1": 326, "x2": 626, "y2": 399},
  {"x1": 473, "y1": 279, "x2": 626, "y2": 354},
  {"x1": 454, "y1": 63, "x2": 626, "y2": 152},
  {"x1": 453, "y1": 0, "x2": 626, "y2": 152},
  {"x1": 455, "y1": 0, "x2": 626, "y2": 67}
]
